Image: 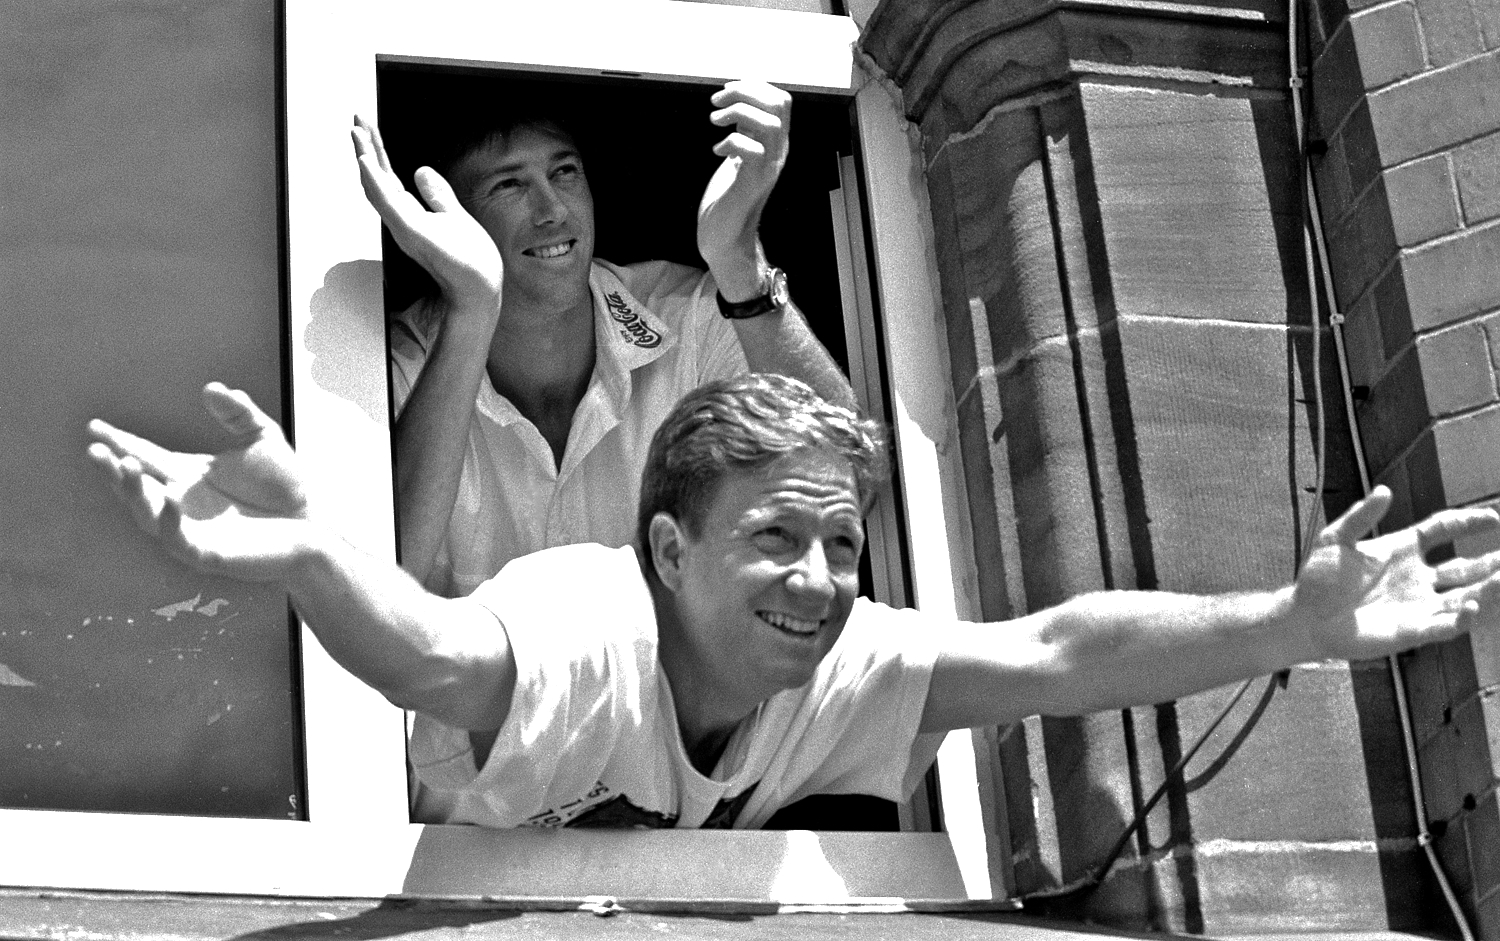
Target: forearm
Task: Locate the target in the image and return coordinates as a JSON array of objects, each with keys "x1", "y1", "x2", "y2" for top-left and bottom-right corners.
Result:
[
  {"x1": 924, "y1": 585, "x2": 1312, "y2": 732},
  {"x1": 1033, "y1": 587, "x2": 1310, "y2": 712},
  {"x1": 393, "y1": 304, "x2": 496, "y2": 589},
  {"x1": 731, "y1": 298, "x2": 856, "y2": 411},
  {"x1": 708, "y1": 244, "x2": 856, "y2": 411},
  {"x1": 284, "y1": 525, "x2": 515, "y2": 731}
]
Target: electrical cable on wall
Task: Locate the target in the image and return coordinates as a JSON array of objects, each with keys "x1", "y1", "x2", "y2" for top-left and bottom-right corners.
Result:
[
  {"x1": 1022, "y1": 4, "x2": 1478, "y2": 931},
  {"x1": 1290, "y1": 0, "x2": 1476, "y2": 932}
]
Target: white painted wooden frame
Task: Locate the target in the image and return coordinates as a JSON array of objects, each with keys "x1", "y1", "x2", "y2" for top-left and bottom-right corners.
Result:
[{"x1": 0, "y1": 0, "x2": 1010, "y2": 906}]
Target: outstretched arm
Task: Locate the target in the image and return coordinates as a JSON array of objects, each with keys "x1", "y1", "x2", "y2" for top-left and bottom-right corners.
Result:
[
  {"x1": 696, "y1": 80, "x2": 855, "y2": 411},
  {"x1": 921, "y1": 487, "x2": 1500, "y2": 732},
  {"x1": 353, "y1": 117, "x2": 503, "y2": 589},
  {"x1": 88, "y1": 384, "x2": 515, "y2": 731}
]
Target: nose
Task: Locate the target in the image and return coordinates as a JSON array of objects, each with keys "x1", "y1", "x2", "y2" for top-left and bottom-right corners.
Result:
[
  {"x1": 530, "y1": 180, "x2": 567, "y2": 226},
  {"x1": 786, "y1": 540, "x2": 837, "y2": 604}
]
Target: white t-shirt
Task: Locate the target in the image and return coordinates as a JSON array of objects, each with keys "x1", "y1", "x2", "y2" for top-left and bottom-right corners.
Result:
[
  {"x1": 389, "y1": 260, "x2": 748, "y2": 598},
  {"x1": 408, "y1": 544, "x2": 946, "y2": 828}
]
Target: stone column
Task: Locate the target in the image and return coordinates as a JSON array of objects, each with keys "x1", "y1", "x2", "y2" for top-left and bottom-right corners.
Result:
[{"x1": 860, "y1": 0, "x2": 1450, "y2": 930}]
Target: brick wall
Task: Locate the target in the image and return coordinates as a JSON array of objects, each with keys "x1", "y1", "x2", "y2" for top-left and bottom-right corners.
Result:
[
  {"x1": 860, "y1": 0, "x2": 1497, "y2": 931},
  {"x1": 1309, "y1": 0, "x2": 1500, "y2": 932}
]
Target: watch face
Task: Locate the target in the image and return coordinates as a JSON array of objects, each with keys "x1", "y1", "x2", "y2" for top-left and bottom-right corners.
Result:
[{"x1": 769, "y1": 269, "x2": 789, "y2": 306}]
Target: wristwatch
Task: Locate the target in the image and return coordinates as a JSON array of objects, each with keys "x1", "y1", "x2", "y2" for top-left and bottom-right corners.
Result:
[{"x1": 716, "y1": 267, "x2": 789, "y2": 320}]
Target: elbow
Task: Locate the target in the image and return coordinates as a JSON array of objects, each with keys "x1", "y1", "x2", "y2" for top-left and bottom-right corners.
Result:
[
  {"x1": 388, "y1": 665, "x2": 515, "y2": 732},
  {"x1": 383, "y1": 632, "x2": 517, "y2": 731}
]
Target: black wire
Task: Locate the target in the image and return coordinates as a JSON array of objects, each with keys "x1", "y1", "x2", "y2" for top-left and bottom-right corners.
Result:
[
  {"x1": 1019, "y1": 670, "x2": 1287, "y2": 904},
  {"x1": 1020, "y1": 0, "x2": 1322, "y2": 900}
]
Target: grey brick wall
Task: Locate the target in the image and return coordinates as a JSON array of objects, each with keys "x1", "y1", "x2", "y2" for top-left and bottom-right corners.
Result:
[{"x1": 1309, "y1": 0, "x2": 1500, "y2": 931}]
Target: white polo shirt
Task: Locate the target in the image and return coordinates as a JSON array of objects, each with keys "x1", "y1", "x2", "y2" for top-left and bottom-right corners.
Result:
[{"x1": 389, "y1": 259, "x2": 748, "y2": 598}]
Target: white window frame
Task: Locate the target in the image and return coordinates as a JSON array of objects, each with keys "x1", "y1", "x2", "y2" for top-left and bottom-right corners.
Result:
[{"x1": 0, "y1": 0, "x2": 1010, "y2": 907}]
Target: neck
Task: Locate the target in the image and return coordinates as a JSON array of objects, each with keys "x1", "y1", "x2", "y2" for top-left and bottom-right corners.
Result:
[
  {"x1": 485, "y1": 292, "x2": 596, "y2": 465},
  {"x1": 647, "y1": 577, "x2": 770, "y2": 776},
  {"x1": 487, "y1": 292, "x2": 595, "y2": 401}
]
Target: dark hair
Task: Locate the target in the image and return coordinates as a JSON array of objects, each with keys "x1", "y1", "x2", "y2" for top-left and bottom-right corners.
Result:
[
  {"x1": 636, "y1": 374, "x2": 888, "y2": 567},
  {"x1": 435, "y1": 113, "x2": 583, "y2": 184}
]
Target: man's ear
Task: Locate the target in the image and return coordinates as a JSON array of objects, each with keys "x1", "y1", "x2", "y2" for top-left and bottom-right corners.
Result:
[{"x1": 648, "y1": 512, "x2": 687, "y2": 592}]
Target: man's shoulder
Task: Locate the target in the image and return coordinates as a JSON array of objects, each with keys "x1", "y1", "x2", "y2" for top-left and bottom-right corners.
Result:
[
  {"x1": 490, "y1": 542, "x2": 641, "y2": 582},
  {"x1": 826, "y1": 598, "x2": 948, "y2": 667},
  {"x1": 846, "y1": 596, "x2": 922, "y2": 627},
  {"x1": 471, "y1": 544, "x2": 648, "y2": 614}
]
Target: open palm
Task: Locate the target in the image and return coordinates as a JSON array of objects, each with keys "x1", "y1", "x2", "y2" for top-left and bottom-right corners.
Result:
[
  {"x1": 88, "y1": 383, "x2": 317, "y2": 582},
  {"x1": 352, "y1": 116, "x2": 503, "y2": 306},
  {"x1": 1293, "y1": 487, "x2": 1500, "y2": 661}
]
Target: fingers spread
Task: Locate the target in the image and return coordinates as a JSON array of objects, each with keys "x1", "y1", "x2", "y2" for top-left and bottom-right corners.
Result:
[
  {"x1": 1452, "y1": 574, "x2": 1500, "y2": 639},
  {"x1": 86, "y1": 440, "x2": 128, "y2": 490},
  {"x1": 352, "y1": 130, "x2": 413, "y2": 221},
  {"x1": 202, "y1": 382, "x2": 278, "y2": 439},
  {"x1": 351, "y1": 122, "x2": 373, "y2": 159},
  {"x1": 117, "y1": 455, "x2": 169, "y2": 537},
  {"x1": 1321, "y1": 485, "x2": 1393, "y2": 547},
  {"x1": 1415, "y1": 505, "x2": 1500, "y2": 555},
  {"x1": 351, "y1": 115, "x2": 393, "y2": 174},
  {"x1": 1434, "y1": 551, "x2": 1500, "y2": 591},
  {"x1": 86, "y1": 418, "x2": 174, "y2": 479}
]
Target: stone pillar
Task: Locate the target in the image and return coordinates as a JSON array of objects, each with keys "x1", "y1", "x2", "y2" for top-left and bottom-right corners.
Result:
[
  {"x1": 1307, "y1": 0, "x2": 1500, "y2": 932},
  {"x1": 860, "y1": 0, "x2": 1456, "y2": 931}
]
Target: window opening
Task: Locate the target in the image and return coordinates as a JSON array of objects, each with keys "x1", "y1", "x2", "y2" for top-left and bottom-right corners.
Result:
[{"x1": 375, "y1": 62, "x2": 921, "y2": 833}]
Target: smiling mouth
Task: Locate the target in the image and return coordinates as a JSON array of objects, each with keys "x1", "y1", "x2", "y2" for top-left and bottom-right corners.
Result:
[
  {"x1": 758, "y1": 611, "x2": 821, "y2": 637},
  {"x1": 525, "y1": 239, "x2": 576, "y2": 260}
]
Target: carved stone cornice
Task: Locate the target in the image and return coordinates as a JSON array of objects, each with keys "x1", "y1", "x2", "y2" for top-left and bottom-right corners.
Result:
[{"x1": 860, "y1": 0, "x2": 1288, "y2": 139}]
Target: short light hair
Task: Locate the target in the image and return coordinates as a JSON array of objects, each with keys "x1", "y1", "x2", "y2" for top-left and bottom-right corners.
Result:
[{"x1": 636, "y1": 374, "x2": 888, "y2": 559}]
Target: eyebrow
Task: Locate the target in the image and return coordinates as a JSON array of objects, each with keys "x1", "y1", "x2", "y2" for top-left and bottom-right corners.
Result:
[
  {"x1": 478, "y1": 147, "x2": 584, "y2": 180},
  {"x1": 742, "y1": 502, "x2": 864, "y2": 527}
]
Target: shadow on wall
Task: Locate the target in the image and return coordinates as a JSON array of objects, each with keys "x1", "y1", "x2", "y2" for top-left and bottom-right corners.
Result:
[{"x1": 306, "y1": 259, "x2": 389, "y2": 428}]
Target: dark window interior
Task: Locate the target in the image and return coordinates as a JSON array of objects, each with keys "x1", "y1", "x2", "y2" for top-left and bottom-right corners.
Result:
[
  {"x1": 376, "y1": 64, "x2": 897, "y2": 832},
  {"x1": 374, "y1": 63, "x2": 853, "y2": 370}
]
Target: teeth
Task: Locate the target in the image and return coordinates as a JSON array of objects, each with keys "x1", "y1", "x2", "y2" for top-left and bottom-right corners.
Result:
[
  {"x1": 530, "y1": 241, "x2": 572, "y2": 259},
  {"x1": 760, "y1": 611, "x2": 819, "y2": 635}
]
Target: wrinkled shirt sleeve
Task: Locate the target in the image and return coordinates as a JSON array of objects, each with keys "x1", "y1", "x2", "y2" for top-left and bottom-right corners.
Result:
[{"x1": 406, "y1": 545, "x2": 651, "y2": 827}]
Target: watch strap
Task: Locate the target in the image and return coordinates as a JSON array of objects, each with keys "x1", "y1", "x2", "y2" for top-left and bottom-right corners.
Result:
[{"x1": 716, "y1": 267, "x2": 788, "y2": 320}]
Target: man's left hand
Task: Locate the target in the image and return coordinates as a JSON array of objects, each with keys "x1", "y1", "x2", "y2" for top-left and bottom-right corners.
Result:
[
  {"x1": 1291, "y1": 486, "x2": 1500, "y2": 662},
  {"x1": 697, "y1": 80, "x2": 792, "y2": 298}
]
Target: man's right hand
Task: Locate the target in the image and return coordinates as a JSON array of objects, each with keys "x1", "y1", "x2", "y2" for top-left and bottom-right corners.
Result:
[
  {"x1": 352, "y1": 116, "x2": 504, "y2": 314},
  {"x1": 91, "y1": 383, "x2": 519, "y2": 730},
  {"x1": 88, "y1": 383, "x2": 318, "y2": 583}
]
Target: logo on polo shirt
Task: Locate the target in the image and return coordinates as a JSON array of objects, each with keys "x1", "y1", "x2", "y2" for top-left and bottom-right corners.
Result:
[{"x1": 604, "y1": 290, "x2": 662, "y2": 349}]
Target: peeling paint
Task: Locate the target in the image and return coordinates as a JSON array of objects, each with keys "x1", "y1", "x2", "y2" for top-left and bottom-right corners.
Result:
[
  {"x1": 153, "y1": 593, "x2": 203, "y2": 621},
  {"x1": 0, "y1": 662, "x2": 37, "y2": 688}
]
